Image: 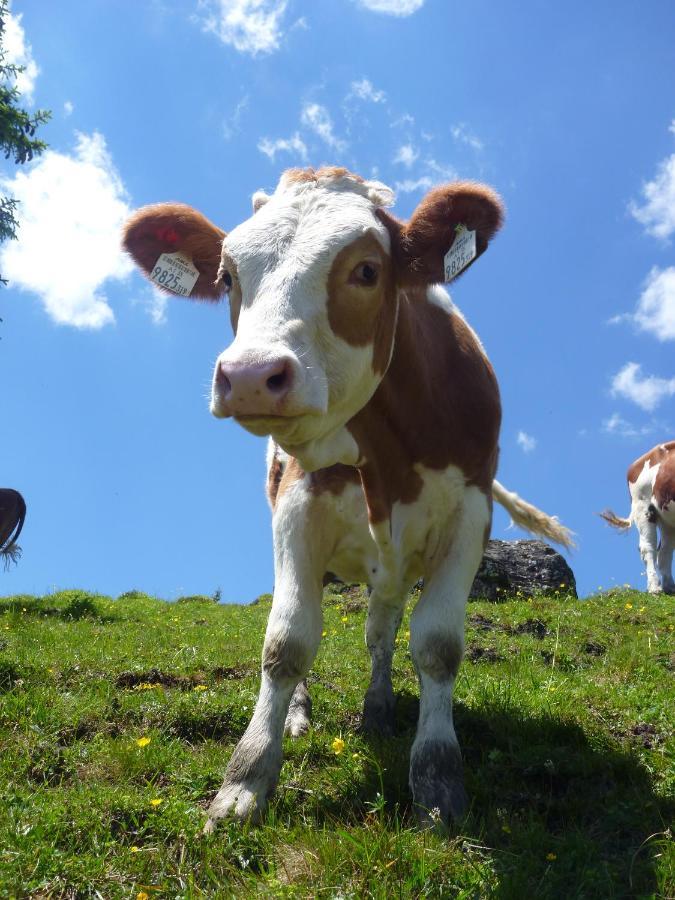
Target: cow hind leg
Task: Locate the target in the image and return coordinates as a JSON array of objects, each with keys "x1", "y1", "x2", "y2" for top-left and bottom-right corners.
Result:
[
  {"x1": 657, "y1": 526, "x2": 675, "y2": 595},
  {"x1": 634, "y1": 501, "x2": 661, "y2": 593},
  {"x1": 284, "y1": 679, "x2": 312, "y2": 737},
  {"x1": 409, "y1": 488, "x2": 490, "y2": 829},
  {"x1": 362, "y1": 590, "x2": 407, "y2": 736}
]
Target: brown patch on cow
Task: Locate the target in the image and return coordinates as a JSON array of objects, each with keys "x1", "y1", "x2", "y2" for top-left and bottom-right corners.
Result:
[
  {"x1": 415, "y1": 633, "x2": 463, "y2": 681},
  {"x1": 263, "y1": 634, "x2": 310, "y2": 681},
  {"x1": 348, "y1": 289, "x2": 501, "y2": 523},
  {"x1": 627, "y1": 441, "x2": 675, "y2": 485},
  {"x1": 326, "y1": 233, "x2": 398, "y2": 376},
  {"x1": 653, "y1": 451, "x2": 675, "y2": 512},
  {"x1": 377, "y1": 181, "x2": 504, "y2": 286},
  {"x1": 273, "y1": 455, "x2": 361, "y2": 510},
  {"x1": 122, "y1": 202, "x2": 226, "y2": 301},
  {"x1": 283, "y1": 166, "x2": 365, "y2": 186},
  {"x1": 266, "y1": 448, "x2": 285, "y2": 510}
]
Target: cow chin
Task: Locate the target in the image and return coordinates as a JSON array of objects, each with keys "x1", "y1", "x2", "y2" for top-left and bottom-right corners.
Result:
[{"x1": 233, "y1": 411, "x2": 322, "y2": 444}]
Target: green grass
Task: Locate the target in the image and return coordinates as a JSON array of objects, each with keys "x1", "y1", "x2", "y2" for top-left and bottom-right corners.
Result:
[{"x1": 0, "y1": 586, "x2": 672, "y2": 898}]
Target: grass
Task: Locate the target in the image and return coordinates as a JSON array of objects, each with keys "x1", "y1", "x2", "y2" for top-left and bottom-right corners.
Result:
[{"x1": 0, "y1": 585, "x2": 672, "y2": 898}]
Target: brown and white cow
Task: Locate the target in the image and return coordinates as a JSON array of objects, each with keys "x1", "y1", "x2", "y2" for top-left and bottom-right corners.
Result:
[
  {"x1": 123, "y1": 167, "x2": 572, "y2": 829},
  {"x1": 601, "y1": 441, "x2": 675, "y2": 594}
]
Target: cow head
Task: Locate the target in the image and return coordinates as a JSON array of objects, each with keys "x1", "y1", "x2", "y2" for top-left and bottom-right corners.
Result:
[{"x1": 123, "y1": 167, "x2": 503, "y2": 470}]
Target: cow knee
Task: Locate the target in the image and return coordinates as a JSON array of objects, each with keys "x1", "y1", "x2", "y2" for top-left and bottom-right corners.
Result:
[
  {"x1": 412, "y1": 632, "x2": 463, "y2": 682},
  {"x1": 262, "y1": 633, "x2": 311, "y2": 682}
]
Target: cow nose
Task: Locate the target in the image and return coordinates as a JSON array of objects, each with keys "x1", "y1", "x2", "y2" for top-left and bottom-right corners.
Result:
[{"x1": 215, "y1": 356, "x2": 294, "y2": 414}]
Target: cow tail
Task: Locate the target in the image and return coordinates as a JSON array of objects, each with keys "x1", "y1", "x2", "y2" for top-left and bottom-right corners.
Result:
[
  {"x1": 492, "y1": 479, "x2": 575, "y2": 549},
  {"x1": 598, "y1": 509, "x2": 632, "y2": 530}
]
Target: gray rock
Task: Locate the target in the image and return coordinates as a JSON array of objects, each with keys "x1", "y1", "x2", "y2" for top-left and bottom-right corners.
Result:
[{"x1": 469, "y1": 539, "x2": 576, "y2": 601}]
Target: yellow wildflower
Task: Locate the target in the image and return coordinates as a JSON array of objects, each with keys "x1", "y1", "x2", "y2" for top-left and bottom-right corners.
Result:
[
  {"x1": 321, "y1": 630, "x2": 327, "y2": 637},
  {"x1": 332, "y1": 737, "x2": 345, "y2": 755},
  {"x1": 341, "y1": 616, "x2": 348, "y2": 623},
  {"x1": 137, "y1": 893, "x2": 149, "y2": 900},
  {"x1": 546, "y1": 852, "x2": 557, "y2": 861},
  {"x1": 136, "y1": 737, "x2": 151, "y2": 748},
  {"x1": 130, "y1": 846, "x2": 140, "y2": 853},
  {"x1": 193, "y1": 684, "x2": 208, "y2": 691},
  {"x1": 149, "y1": 798, "x2": 162, "y2": 807},
  {"x1": 501, "y1": 824, "x2": 511, "y2": 833},
  {"x1": 625, "y1": 603, "x2": 633, "y2": 610}
]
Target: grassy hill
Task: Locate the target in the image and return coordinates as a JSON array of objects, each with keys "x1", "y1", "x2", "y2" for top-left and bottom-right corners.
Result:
[{"x1": 0, "y1": 586, "x2": 672, "y2": 898}]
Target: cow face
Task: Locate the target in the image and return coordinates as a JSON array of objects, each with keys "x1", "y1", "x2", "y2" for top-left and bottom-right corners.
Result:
[{"x1": 123, "y1": 168, "x2": 503, "y2": 468}]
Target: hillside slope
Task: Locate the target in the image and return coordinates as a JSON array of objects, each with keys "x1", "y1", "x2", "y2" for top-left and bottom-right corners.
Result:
[{"x1": 0, "y1": 587, "x2": 672, "y2": 898}]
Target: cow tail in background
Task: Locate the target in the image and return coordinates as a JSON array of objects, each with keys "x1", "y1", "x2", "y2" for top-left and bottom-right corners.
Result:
[
  {"x1": 0, "y1": 488, "x2": 26, "y2": 570},
  {"x1": 598, "y1": 508, "x2": 632, "y2": 530},
  {"x1": 492, "y1": 480, "x2": 575, "y2": 548}
]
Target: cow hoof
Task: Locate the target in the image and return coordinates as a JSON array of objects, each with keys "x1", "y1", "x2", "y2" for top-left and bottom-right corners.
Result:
[
  {"x1": 662, "y1": 581, "x2": 675, "y2": 595},
  {"x1": 410, "y1": 739, "x2": 468, "y2": 828},
  {"x1": 362, "y1": 688, "x2": 396, "y2": 737},
  {"x1": 204, "y1": 779, "x2": 269, "y2": 830},
  {"x1": 284, "y1": 680, "x2": 312, "y2": 738},
  {"x1": 648, "y1": 585, "x2": 663, "y2": 595}
]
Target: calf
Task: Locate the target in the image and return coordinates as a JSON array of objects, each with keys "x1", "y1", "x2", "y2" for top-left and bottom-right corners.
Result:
[
  {"x1": 601, "y1": 441, "x2": 675, "y2": 594},
  {"x1": 124, "y1": 167, "x2": 572, "y2": 828},
  {"x1": 0, "y1": 488, "x2": 26, "y2": 569}
]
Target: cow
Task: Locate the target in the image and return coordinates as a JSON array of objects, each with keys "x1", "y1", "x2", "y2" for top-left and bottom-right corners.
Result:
[
  {"x1": 601, "y1": 441, "x2": 675, "y2": 594},
  {"x1": 0, "y1": 488, "x2": 26, "y2": 569},
  {"x1": 123, "y1": 166, "x2": 572, "y2": 829}
]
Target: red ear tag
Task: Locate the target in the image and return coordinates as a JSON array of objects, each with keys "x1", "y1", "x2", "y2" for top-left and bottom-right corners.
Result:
[{"x1": 156, "y1": 226, "x2": 179, "y2": 246}]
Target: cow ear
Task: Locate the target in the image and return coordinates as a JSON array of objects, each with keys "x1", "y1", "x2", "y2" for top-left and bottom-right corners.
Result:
[
  {"x1": 122, "y1": 203, "x2": 227, "y2": 300},
  {"x1": 379, "y1": 182, "x2": 504, "y2": 286}
]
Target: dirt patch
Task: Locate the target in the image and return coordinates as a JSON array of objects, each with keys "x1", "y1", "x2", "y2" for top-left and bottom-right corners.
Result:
[
  {"x1": 211, "y1": 665, "x2": 253, "y2": 680},
  {"x1": 466, "y1": 644, "x2": 505, "y2": 663},
  {"x1": 583, "y1": 641, "x2": 606, "y2": 656},
  {"x1": 512, "y1": 619, "x2": 549, "y2": 639},
  {"x1": 467, "y1": 614, "x2": 498, "y2": 631},
  {"x1": 116, "y1": 669, "x2": 186, "y2": 690},
  {"x1": 631, "y1": 723, "x2": 661, "y2": 749}
]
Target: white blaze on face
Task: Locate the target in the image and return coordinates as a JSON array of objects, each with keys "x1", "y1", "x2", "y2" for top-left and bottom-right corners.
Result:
[{"x1": 215, "y1": 174, "x2": 394, "y2": 448}]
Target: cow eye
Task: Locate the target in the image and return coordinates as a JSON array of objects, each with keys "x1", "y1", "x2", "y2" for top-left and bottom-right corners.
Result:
[
  {"x1": 220, "y1": 270, "x2": 233, "y2": 292},
  {"x1": 351, "y1": 261, "x2": 380, "y2": 286}
]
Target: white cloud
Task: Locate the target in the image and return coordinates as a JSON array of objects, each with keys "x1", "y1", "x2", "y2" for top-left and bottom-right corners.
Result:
[
  {"x1": 394, "y1": 175, "x2": 433, "y2": 194},
  {"x1": 355, "y1": 0, "x2": 425, "y2": 15},
  {"x1": 516, "y1": 431, "x2": 537, "y2": 453},
  {"x1": 257, "y1": 132, "x2": 307, "y2": 162},
  {"x1": 629, "y1": 131, "x2": 675, "y2": 240},
  {"x1": 197, "y1": 0, "x2": 289, "y2": 56},
  {"x1": 393, "y1": 144, "x2": 419, "y2": 168},
  {"x1": 63, "y1": 100, "x2": 74, "y2": 117},
  {"x1": 451, "y1": 123, "x2": 484, "y2": 152},
  {"x1": 633, "y1": 266, "x2": 675, "y2": 341},
  {"x1": 2, "y1": 9, "x2": 39, "y2": 103},
  {"x1": 223, "y1": 93, "x2": 249, "y2": 141},
  {"x1": 300, "y1": 102, "x2": 347, "y2": 152},
  {"x1": 602, "y1": 412, "x2": 653, "y2": 438},
  {"x1": 0, "y1": 131, "x2": 133, "y2": 329},
  {"x1": 350, "y1": 78, "x2": 386, "y2": 103},
  {"x1": 610, "y1": 362, "x2": 675, "y2": 412},
  {"x1": 134, "y1": 285, "x2": 169, "y2": 326}
]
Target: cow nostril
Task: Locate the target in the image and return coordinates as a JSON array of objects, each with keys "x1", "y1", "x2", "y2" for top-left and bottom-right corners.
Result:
[
  {"x1": 216, "y1": 364, "x2": 232, "y2": 395},
  {"x1": 266, "y1": 366, "x2": 290, "y2": 394}
]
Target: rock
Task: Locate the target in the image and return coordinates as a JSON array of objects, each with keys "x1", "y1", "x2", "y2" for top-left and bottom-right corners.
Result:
[{"x1": 469, "y1": 539, "x2": 576, "y2": 601}]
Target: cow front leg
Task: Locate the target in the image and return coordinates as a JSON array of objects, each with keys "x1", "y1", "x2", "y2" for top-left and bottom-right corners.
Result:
[
  {"x1": 657, "y1": 526, "x2": 675, "y2": 595},
  {"x1": 206, "y1": 524, "x2": 323, "y2": 828},
  {"x1": 409, "y1": 488, "x2": 490, "y2": 828},
  {"x1": 362, "y1": 591, "x2": 407, "y2": 736}
]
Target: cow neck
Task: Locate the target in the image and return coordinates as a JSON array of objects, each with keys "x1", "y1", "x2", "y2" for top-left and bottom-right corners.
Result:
[{"x1": 347, "y1": 287, "x2": 502, "y2": 527}]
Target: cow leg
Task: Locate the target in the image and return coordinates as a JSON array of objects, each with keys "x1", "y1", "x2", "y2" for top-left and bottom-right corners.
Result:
[
  {"x1": 284, "y1": 678, "x2": 312, "y2": 737},
  {"x1": 634, "y1": 502, "x2": 661, "y2": 593},
  {"x1": 409, "y1": 487, "x2": 490, "y2": 828},
  {"x1": 362, "y1": 590, "x2": 407, "y2": 735},
  {"x1": 206, "y1": 511, "x2": 323, "y2": 828},
  {"x1": 657, "y1": 526, "x2": 675, "y2": 595}
]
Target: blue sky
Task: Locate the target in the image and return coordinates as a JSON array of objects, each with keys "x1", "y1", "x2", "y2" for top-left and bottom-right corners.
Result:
[{"x1": 1, "y1": 0, "x2": 674, "y2": 601}]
